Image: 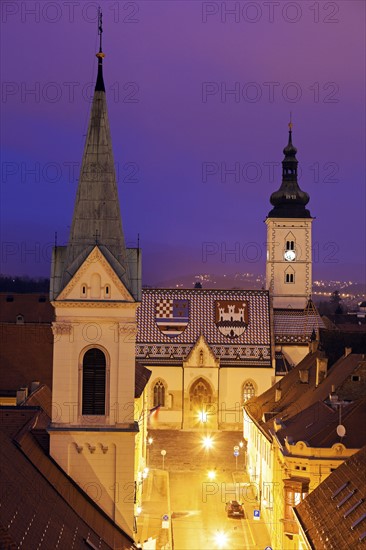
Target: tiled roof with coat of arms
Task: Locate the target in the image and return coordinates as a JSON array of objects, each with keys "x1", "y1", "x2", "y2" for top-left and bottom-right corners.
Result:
[{"x1": 136, "y1": 289, "x2": 271, "y2": 366}]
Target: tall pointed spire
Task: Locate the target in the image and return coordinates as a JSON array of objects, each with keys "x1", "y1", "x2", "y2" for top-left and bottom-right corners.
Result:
[
  {"x1": 62, "y1": 9, "x2": 130, "y2": 291},
  {"x1": 268, "y1": 120, "x2": 311, "y2": 218}
]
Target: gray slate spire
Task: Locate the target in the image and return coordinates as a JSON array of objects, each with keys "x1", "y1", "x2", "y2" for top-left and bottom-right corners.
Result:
[{"x1": 61, "y1": 47, "x2": 131, "y2": 291}]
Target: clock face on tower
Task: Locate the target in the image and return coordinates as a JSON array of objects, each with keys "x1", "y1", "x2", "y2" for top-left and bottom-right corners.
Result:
[{"x1": 284, "y1": 250, "x2": 296, "y2": 261}]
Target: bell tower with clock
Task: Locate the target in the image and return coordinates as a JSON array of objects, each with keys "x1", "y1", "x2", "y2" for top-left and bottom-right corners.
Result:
[{"x1": 266, "y1": 123, "x2": 313, "y2": 308}]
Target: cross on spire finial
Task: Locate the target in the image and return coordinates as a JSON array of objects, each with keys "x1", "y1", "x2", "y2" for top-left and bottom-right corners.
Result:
[{"x1": 288, "y1": 112, "x2": 293, "y2": 131}]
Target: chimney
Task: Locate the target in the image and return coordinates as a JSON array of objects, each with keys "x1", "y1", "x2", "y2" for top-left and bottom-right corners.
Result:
[
  {"x1": 316, "y1": 357, "x2": 328, "y2": 387},
  {"x1": 275, "y1": 387, "x2": 282, "y2": 402},
  {"x1": 16, "y1": 387, "x2": 28, "y2": 405},
  {"x1": 30, "y1": 381, "x2": 40, "y2": 394},
  {"x1": 329, "y1": 384, "x2": 339, "y2": 405},
  {"x1": 299, "y1": 369, "x2": 309, "y2": 383},
  {"x1": 345, "y1": 347, "x2": 352, "y2": 357}
]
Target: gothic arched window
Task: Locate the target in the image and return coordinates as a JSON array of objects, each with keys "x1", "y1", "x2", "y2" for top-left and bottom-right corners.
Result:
[
  {"x1": 153, "y1": 380, "x2": 166, "y2": 408},
  {"x1": 82, "y1": 348, "x2": 106, "y2": 415},
  {"x1": 243, "y1": 381, "x2": 256, "y2": 403}
]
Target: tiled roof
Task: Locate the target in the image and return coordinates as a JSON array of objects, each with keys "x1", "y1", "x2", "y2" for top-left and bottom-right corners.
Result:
[
  {"x1": 0, "y1": 407, "x2": 137, "y2": 550},
  {"x1": 0, "y1": 324, "x2": 53, "y2": 393},
  {"x1": 294, "y1": 445, "x2": 366, "y2": 549},
  {"x1": 277, "y1": 397, "x2": 366, "y2": 449},
  {"x1": 274, "y1": 307, "x2": 324, "y2": 344},
  {"x1": 0, "y1": 293, "x2": 54, "y2": 323},
  {"x1": 135, "y1": 363, "x2": 152, "y2": 398},
  {"x1": 245, "y1": 352, "x2": 365, "y2": 433},
  {"x1": 136, "y1": 289, "x2": 271, "y2": 366}
]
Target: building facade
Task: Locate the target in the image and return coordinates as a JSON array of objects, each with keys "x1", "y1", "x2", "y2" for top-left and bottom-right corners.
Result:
[{"x1": 49, "y1": 42, "x2": 142, "y2": 536}]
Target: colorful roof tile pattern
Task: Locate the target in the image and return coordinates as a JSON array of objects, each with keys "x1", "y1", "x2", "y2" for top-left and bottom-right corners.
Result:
[
  {"x1": 136, "y1": 289, "x2": 271, "y2": 366},
  {"x1": 274, "y1": 307, "x2": 325, "y2": 344}
]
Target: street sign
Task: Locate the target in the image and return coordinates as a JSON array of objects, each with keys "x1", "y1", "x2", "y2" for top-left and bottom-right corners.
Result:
[
  {"x1": 253, "y1": 509, "x2": 260, "y2": 520},
  {"x1": 233, "y1": 445, "x2": 240, "y2": 451},
  {"x1": 162, "y1": 514, "x2": 169, "y2": 521},
  {"x1": 233, "y1": 450, "x2": 239, "y2": 456},
  {"x1": 264, "y1": 547, "x2": 273, "y2": 550}
]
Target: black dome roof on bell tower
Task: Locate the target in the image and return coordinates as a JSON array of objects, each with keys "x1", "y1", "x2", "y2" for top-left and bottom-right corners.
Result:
[{"x1": 268, "y1": 121, "x2": 311, "y2": 219}]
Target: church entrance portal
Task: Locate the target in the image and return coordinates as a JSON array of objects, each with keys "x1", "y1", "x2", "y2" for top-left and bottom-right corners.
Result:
[{"x1": 185, "y1": 377, "x2": 216, "y2": 429}]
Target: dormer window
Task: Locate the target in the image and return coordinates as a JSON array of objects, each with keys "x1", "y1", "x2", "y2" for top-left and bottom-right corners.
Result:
[{"x1": 16, "y1": 314, "x2": 24, "y2": 324}]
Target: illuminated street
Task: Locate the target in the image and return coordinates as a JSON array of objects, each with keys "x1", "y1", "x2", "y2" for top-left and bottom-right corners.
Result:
[
  {"x1": 147, "y1": 430, "x2": 272, "y2": 549},
  {"x1": 170, "y1": 471, "x2": 257, "y2": 550}
]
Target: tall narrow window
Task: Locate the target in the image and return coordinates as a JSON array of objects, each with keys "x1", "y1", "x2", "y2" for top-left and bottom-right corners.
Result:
[
  {"x1": 285, "y1": 273, "x2": 294, "y2": 283},
  {"x1": 243, "y1": 381, "x2": 256, "y2": 402},
  {"x1": 286, "y1": 240, "x2": 295, "y2": 251},
  {"x1": 82, "y1": 348, "x2": 106, "y2": 415},
  {"x1": 153, "y1": 380, "x2": 165, "y2": 407}
]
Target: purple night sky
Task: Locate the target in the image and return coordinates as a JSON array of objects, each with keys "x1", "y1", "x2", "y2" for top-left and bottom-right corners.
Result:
[{"x1": 1, "y1": 1, "x2": 365, "y2": 285}]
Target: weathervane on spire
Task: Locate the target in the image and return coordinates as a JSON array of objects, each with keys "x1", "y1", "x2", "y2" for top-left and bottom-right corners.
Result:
[
  {"x1": 95, "y1": 6, "x2": 105, "y2": 91},
  {"x1": 98, "y1": 6, "x2": 103, "y2": 54}
]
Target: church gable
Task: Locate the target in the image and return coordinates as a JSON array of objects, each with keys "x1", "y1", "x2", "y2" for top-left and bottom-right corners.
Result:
[
  {"x1": 57, "y1": 246, "x2": 134, "y2": 302},
  {"x1": 184, "y1": 335, "x2": 219, "y2": 368}
]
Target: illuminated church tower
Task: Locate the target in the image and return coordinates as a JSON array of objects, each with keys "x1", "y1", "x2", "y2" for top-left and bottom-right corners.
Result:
[
  {"x1": 266, "y1": 123, "x2": 313, "y2": 309},
  {"x1": 49, "y1": 13, "x2": 141, "y2": 536}
]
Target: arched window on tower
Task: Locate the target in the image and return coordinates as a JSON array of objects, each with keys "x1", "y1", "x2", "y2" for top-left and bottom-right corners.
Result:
[
  {"x1": 286, "y1": 240, "x2": 295, "y2": 251},
  {"x1": 82, "y1": 348, "x2": 106, "y2": 415},
  {"x1": 242, "y1": 380, "x2": 256, "y2": 403},
  {"x1": 285, "y1": 266, "x2": 295, "y2": 284},
  {"x1": 153, "y1": 380, "x2": 166, "y2": 408}
]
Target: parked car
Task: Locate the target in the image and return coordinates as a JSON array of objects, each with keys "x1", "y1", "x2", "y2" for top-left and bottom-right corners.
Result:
[{"x1": 225, "y1": 500, "x2": 245, "y2": 518}]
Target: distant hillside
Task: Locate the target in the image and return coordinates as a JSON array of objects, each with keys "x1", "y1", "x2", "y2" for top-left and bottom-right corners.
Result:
[{"x1": 0, "y1": 276, "x2": 50, "y2": 293}]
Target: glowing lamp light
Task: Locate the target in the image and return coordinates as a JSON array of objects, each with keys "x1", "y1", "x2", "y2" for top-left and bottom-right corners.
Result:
[
  {"x1": 239, "y1": 441, "x2": 244, "y2": 448},
  {"x1": 214, "y1": 530, "x2": 228, "y2": 549},
  {"x1": 208, "y1": 470, "x2": 216, "y2": 480},
  {"x1": 198, "y1": 410, "x2": 208, "y2": 423},
  {"x1": 136, "y1": 505, "x2": 142, "y2": 516},
  {"x1": 202, "y1": 435, "x2": 213, "y2": 449},
  {"x1": 148, "y1": 437, "x2": 153, "y2": 445},
  {"x1": 142, "y1": 468, "x2": 149, "y2": 479}
]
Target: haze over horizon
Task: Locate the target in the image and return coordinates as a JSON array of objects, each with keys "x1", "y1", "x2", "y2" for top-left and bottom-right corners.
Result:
[{"x1": 1, "y1": 1, "x2": 365, "y2": 285}]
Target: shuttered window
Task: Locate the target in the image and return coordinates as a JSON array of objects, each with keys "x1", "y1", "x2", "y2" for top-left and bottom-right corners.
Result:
[{"x1": 82, "y1": 348, "x2": 106, "y2": 415}]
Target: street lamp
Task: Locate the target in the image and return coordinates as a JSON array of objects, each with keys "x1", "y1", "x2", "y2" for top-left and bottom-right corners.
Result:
[
  {"x1": 161, "y1": 449, "x2": 166, "y2": 470},
  {"x1": 202, "y1": 435, "x2": 213, "y2": 449},
  {"x1": 146, "y1": 436, "x2": 153, "y2": 468},
  {"x1": 208, "y1": 470, "x2": 216, "y2": 480},
  {"x1": 214, "y1": 530, "x2": 228, "y2": 549}
]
